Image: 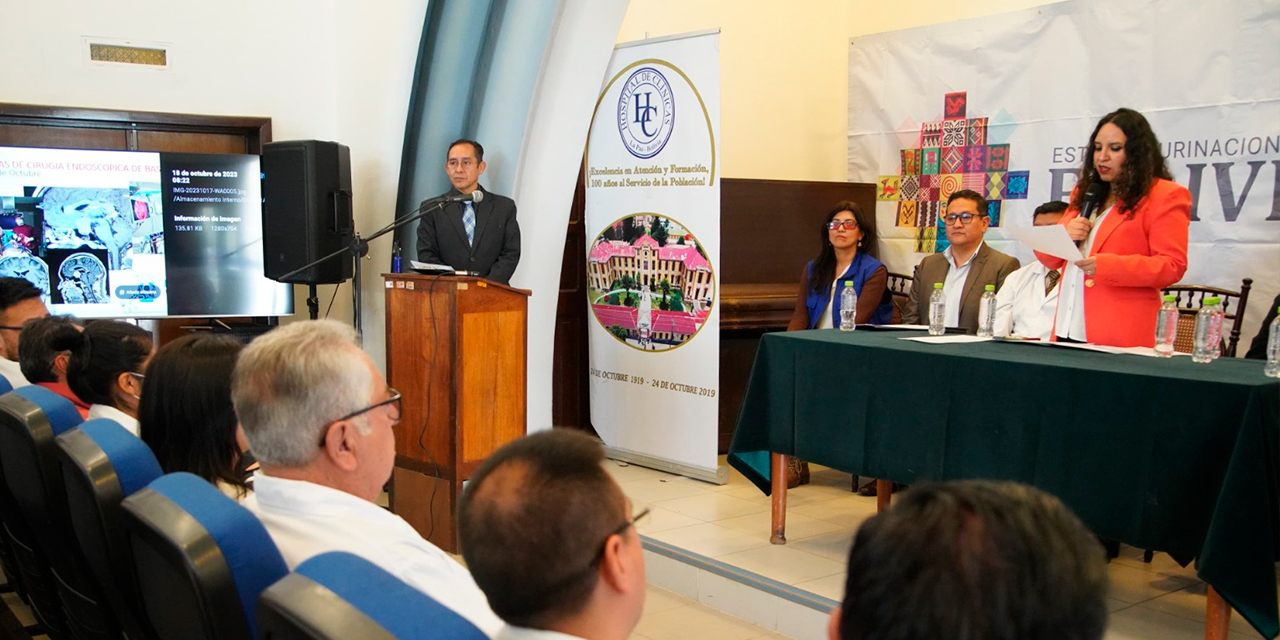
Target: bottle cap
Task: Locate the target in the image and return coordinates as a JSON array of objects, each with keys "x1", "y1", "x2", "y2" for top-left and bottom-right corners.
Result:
[
  {"x1": 984, "y1": 284, "x2": 995, "y2": 291},
  {"x1": 1163, "y1": 295, "x2": 1176, "y2": 302},
  {"x1": 843, "y1": 281, "x2": 853, "y2": 287},
  {"x1": 1204, "y1": 296, "x2": 1221, "y2": 305},
  {"x1": 934, "y1": 283, "x2": 944, "y2": 289}
]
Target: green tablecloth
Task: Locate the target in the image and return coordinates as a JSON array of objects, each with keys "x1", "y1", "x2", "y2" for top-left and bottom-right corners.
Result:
[{"x1": 728, "y1": 329, "x2": 1280, "y2": 638}]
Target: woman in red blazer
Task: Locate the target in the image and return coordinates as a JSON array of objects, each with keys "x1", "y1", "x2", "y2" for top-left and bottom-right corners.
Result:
[{"x1": 1038, "y1": 108, "x2": 1190, "y2": 348}]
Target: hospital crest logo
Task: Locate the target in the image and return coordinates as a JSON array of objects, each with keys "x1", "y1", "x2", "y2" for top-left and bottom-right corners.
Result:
[{"x1": 618, "y1": 67, "x2": 675, "y2": 159}]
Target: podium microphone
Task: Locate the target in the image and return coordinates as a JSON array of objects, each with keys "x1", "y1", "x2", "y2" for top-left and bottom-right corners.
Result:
[{"x1": 438, "y1": 190, "x2": 485, "y2": 205}]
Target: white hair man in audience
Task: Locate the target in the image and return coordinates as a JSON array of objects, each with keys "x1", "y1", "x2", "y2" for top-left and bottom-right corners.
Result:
[
  {"x1": 830, "y1": 480, "x2": 1108, "y2": 640},
  {"x1": 992, "y1": 201, "x2": 1069, "y2": 339},
  {"x1": 233, "y1": 319, "x2": 501, "y2": 636},
  {"x1": 458, "y1": 430, "x2": 647, "y2": 640}
]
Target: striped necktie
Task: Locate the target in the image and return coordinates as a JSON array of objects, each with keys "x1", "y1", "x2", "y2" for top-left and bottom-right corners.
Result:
[
  {"x1": 463, "y1": 201, "x2": 476, "y2": 246},
  {"x1": 1045, "y1": 268, "x2": 1060, "y2": 295}
]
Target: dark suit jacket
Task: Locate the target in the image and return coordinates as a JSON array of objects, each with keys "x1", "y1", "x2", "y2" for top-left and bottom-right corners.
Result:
[
  {"x1": 416, "y1": 185, "x2": 520, "y2": 284},
  {"x1": 902, "y1": 242, "x2": 1020, "y2": 332},
  {"x1": 1245, "y1": 292, "x2": 1280, "y2": 359}
]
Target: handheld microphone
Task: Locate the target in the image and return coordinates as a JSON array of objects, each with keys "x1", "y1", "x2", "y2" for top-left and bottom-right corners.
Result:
[
  {"x1": 1080, "y1": 181, "x2": 1109, "y2": 221},
  {"x1": 1074, "y1": 181, "x2": 1110, "y2": 250}
]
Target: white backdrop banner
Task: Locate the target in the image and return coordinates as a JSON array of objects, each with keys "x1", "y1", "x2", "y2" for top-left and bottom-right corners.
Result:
[
  {"x1": 849, "y1": 0, "x2": 1279, "y2": 335},
  {"x1": 584, "y1": 31, "x2": 721, "y2": 476}
]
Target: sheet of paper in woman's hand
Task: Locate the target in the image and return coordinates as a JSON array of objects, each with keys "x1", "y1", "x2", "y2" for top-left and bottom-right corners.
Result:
[{"x1": 1008, "y1": 225, "x2": 1084, "y2": 261}]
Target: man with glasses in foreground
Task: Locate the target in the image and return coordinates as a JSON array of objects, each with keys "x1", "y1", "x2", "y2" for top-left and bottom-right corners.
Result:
[
  {"x1": 459, "y1": 430, "x2": 647, "y2": 640},
  {"x1": 234, "y1": 319, "x2": 501, "y2": 636},
  {"x1": 902, "y1": 189, "x2": 1020, "y2": 333}
]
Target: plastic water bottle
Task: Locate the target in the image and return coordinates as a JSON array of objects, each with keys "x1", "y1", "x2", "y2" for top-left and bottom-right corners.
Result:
[
  {"x1": 976, "y1": 284, "x2": 996, "y2": 338},
  {"x1": 1207, "y1": 298, "x2": 1224, "y2": 361},
  {"x1": 1192, "y1": 296, "x2": 1223, "y2": 363},
  {"x1": 1265, "y1": 306, "x2": 1280, "y2": 378},
  {"x1": 928, "y1": 283, "x2": 946, "y2": 336},
  {"x1": 1154, "y1": 294, "x2": 1178, "y2": 357},
  {"x1": 839, "y1": 281, "x2": 857, "y2": 331}
]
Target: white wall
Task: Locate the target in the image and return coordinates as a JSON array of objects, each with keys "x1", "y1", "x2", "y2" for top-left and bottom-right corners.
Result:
[{"x1": 0, "y1": 0, "x2": 429, "y2": 370}]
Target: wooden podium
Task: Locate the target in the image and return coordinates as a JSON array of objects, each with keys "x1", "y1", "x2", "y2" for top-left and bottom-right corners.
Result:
[{"x1": 383, "y1": 273, "x2": 530, "y2": 553}]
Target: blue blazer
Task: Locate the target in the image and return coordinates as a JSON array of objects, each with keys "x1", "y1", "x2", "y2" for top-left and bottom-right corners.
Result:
[{"x1": 803, "y1": 253, "x2": 893, "y2": 329}]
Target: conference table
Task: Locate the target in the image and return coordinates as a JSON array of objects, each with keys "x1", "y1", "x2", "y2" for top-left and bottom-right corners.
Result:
[{"x1": 727, "y1": 329, "x2": 1280, "y2": 640}]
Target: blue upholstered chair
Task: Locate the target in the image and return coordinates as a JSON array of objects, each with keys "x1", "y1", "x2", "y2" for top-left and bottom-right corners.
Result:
[
  {"x1": 0, "y1": 385, "x2": 110, "y2": 638},
  {"x1": 257, "y1": 552, "x2": 489, "y2": 640},
  {"x1": 0, "y1": 377, "x2": 22, "y2": 601},
  {"x1": 121, "y1": 472, "x2": 287, "y2": 640},
  {"x1": 57, "y1": 418, "x2": 164, "y2": 640}
]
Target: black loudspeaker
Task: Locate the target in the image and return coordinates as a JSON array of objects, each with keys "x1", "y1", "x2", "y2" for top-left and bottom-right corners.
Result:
[{"x1": 261, "y1": 140, "x2": 354, "y2": 284}]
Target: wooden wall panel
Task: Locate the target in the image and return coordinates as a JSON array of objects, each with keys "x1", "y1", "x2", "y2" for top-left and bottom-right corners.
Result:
[
  {"x1": 719, "y1": 178, "x2": 878, "y2": 285},
  {"x1": 136, "y1": 130, "x2": 250, "y2": 154},
  {"x1": 0, "y1": 125, "x2": 127, "y2": 150}
]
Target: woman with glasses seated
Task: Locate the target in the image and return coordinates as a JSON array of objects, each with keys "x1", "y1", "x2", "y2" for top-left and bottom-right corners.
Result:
[
  {"x1": 783, "y1": 202, "x2": 892, "y2": 488},
  {"x1": 139, "y1": 334, "x2": 254, "y2": 500},
  {"x1": 51, "y1": 319, "x2": 153, "y2": 435},
  {"x1": 1038, "y1": 108, "x2": 1190, "y2": 348},
  {"x1": 788, "y1": 201, "x2": 893, "y2": 332}
]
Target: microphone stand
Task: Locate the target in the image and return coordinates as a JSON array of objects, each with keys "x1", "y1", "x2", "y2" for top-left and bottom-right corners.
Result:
[{"x1": 276, "y1": 196, "x2": 463, "y2": 342}]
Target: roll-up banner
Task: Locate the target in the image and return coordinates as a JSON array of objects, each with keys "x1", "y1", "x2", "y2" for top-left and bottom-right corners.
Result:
[
  {"x1": 584, "y1": 30, "x2": 723, "y2": 482},
  {"x1": 849, "y1": 0, "x2": 1279, "y2": 334}
]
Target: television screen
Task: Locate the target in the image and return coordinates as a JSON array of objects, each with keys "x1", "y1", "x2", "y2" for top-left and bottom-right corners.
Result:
[{"x1": 0, "y1": 146, "x2": 292, "y2": 318}]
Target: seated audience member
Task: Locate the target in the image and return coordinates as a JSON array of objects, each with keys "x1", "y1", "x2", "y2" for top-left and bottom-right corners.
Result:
[
  {"x1": 53, "y1": 320, "x2": 153, "y2": 435},
  {"x1": 903, "y1": 190, "x2": 1020, "y2": 332},
  {"x1": 993, "y1": 201, "x2": 1069, "y2": 339},
  {"x1": 830, "y1": 480, "x2": 1108, "y2": 640},
  {"x1": 1245, "y1": 292, "x2": 1280, "y2": 359},
  {"x1": 0, "y1": 276, "x2": 49, "y2": 387},
  {"x1": 233, "y1": 320, "x2": 501, "y2": 636},
  {"x1": 458, "y1": 430, "x2": 646, "y2": 640},
  {"x1": 139, "y1": 334, "x2": 252, "y2": 500},
  {"x1": 18, "y1": 315, "x2": 90, "y2": 417}
]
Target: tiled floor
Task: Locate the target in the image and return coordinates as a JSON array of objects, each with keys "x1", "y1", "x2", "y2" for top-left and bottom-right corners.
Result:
[
  {"x1": 636, "y1": 585, "x2": 793, "y2": 640},
  {"x1": 610, "y1": 457, "x2": 1272, "y2": 640}
]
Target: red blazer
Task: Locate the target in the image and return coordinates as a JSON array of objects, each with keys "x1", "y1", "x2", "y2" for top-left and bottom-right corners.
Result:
[{"x1": 1037, "y1": 178, "x2": 1190, "y2": 347}]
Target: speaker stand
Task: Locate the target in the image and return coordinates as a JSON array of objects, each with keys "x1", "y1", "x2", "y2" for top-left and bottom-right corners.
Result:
[
  {"x1": 350, "y1": 236, "x2": 369, "y2": 344},
  {"x1": 307, "y1": 285, "x2": 320, "y2": 320}
]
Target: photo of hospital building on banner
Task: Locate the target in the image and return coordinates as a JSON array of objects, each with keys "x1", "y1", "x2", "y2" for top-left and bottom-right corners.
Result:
[{"x1": 587, "y1": 215, "x2": 714, "y2": 351}]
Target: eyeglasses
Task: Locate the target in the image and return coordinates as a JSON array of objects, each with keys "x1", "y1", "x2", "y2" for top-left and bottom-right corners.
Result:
[
  {"x1": 588, "y1": 506, "x2": 651, "y2": 567},
  {"x1": 943, "y1": 212, "x2": 988, "y2": 225},
  {"x1": 447, "y1": 158, "x2": 477, "y2": 169},
  {"x1": 0, "y1": 325, "x2": 21, "y2": 331},
  {"x1": 317, "y1": 388, "x2": 402, "y2": 447},
  {"x1": 128, "y1": 372, "x2": 146, "y2": 380},
  {"x1": 826, "y1": 220, "x2": 859, "y2": 231}
]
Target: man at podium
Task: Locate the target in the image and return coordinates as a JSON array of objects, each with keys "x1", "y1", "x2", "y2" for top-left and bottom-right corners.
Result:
[{"x1": 417, "y1": 139, "x2": 521, "y2": 284}]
